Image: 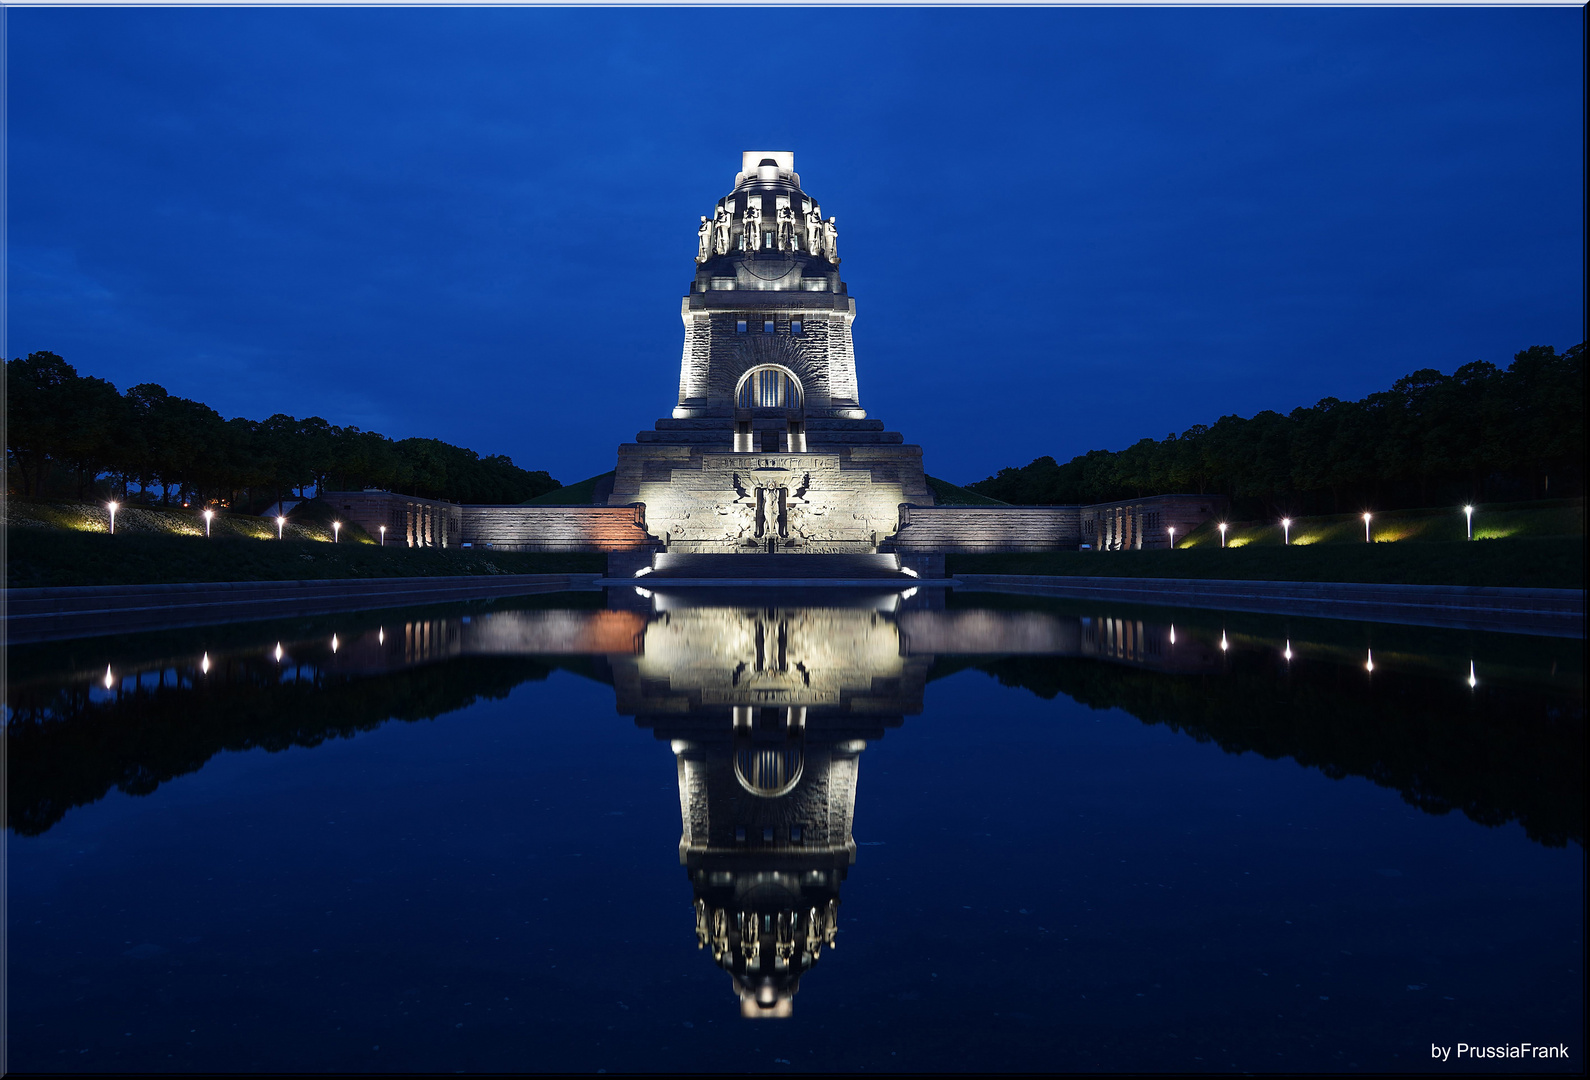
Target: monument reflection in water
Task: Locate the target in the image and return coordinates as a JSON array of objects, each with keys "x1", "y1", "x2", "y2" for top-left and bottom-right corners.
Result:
[
  {"x1": 292, "y1": 592, "x2": 1216, "y2": 1019},
  {"x1": 20, "y1": 589, "x2": 1576, "y2": 1042}
]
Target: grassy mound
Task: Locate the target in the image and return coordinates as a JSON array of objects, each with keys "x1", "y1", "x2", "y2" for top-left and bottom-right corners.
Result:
[
  {"x1": 522, "y1": 472, "x2": 613, "y2": 506},
  {"x1": 925, "y1": 476, "x2": 1009, "y2": 506},
  {"x1": 3, "y1": 497, "x2": 340, "y2": 543},
  {"x1": 1178, "y1": 498, "x2": 1583, "y2": 549}
]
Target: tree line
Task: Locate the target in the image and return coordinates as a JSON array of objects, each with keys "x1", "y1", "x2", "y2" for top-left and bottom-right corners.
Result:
[
  {"x1": 968, "y1": 344, "x2": 1584, "y2": 515},
  {"x1": 5, "y1": 351, "x2": 561, "y2": 510}
]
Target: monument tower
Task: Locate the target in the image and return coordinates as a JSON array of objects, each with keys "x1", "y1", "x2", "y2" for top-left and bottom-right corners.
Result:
[{"x1": 609, "y1": 152, "x2": 933, "y2": 553}]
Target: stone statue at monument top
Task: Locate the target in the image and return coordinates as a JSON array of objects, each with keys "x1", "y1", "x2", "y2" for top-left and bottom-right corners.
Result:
[
  {"x1": 776, "y1": 205, "x2": 797, "y2": 252},
  {"x1": 805, "y1": 205, "x2": 824, "y2": 256},
  {"x1": 696, "y1": 216, "x2": 713, "y2": 264},
  {"x1": 822, "y1": 217, "x2": 839, "y2": 263},
  {"x1": 713, "y1": 205, "x2": 733, "y2": 256},
  {"x1": 742, "y1": 201, "x2": 762, "y2": 250}
]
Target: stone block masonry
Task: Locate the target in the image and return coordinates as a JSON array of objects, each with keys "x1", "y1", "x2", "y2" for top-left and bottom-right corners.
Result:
[
  {"x1": 458, "y1": 505, "x2": 658, "y2": 553},
  {"x1": 890, "y1": 506, "x2": 1081, "y2": 552}
]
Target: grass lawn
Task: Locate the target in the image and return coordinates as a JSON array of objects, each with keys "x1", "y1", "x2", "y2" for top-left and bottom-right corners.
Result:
[
  {"x1": 1179, "y1": 498, "x2": 1583, "y2": 548},
  {"x1": 522, "y1": 472, "x2": 613, "y2": 506},
  {"x1": 925, "y1": 475, "x2": 1009, "y2": 506},
  {"x1": 4, "y1": 527, "x2": 605, "y2": 589},
  {"x1": 947, "y1": 536, "x2": 1584, "y2": 589}
]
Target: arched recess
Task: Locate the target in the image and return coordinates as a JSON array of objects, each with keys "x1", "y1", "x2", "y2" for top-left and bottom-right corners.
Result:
[{"x1": 735, "y1": 365, "x2": 805, "y2": 413}]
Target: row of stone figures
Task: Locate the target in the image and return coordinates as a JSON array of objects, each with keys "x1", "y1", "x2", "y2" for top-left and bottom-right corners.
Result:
[
  {"x1": 697, "y1": 204, "x2": 839, "y2": 263},
  {"x1": 695, "y1": 898, "x2": 839, "y2": 969}
]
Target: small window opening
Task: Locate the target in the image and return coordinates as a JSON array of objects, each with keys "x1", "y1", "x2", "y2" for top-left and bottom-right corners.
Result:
[
  {"x1": 762, "y1": 827, "x2": 775, "y2": 843},
  {"x1": 735, "y1": 826, "x2": 747, "y2": 842},
  {"x1": 736, "y1": 319, "x2": 748, "y2": 333},
  {"x1": 791, "y1": 320, "x2": 802, "y2": 335},
  {"x1": 790, "y1": 825, "x2": 803, "y2": 843},
  {"x1": 763, "y1": 318, "x2": 775, "y2": 333},
  {"x1": 763, "y1": 230, "x2": 774, "y2": 250}
]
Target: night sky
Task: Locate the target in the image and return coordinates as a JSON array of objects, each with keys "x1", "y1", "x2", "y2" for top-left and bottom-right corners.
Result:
[{"x1": 8, "y1": 7, "x2": 1583, "y2": 487}]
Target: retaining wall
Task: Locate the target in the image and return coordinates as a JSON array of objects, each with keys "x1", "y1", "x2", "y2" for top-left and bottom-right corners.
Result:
[
  {"x1": 459, "y1": 505, "x2": 659, "y2": 552},
  {"x1": 890, "y1": 506, "x2": 1080, "y2": 553}
]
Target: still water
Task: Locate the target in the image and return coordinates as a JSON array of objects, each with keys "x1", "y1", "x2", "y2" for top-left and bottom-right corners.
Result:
[{"x1": 7, "y1": 589, "x2": 1583, "y2": 1072}]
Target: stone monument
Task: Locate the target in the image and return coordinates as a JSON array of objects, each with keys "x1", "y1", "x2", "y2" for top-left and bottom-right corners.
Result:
[{"x1": 609, "y1": 152, "x2": 933, "y2": 554}]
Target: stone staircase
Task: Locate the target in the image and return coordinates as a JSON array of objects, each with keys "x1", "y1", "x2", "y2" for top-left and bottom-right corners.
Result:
[{"x1": 645, "y1": 552, "x2": 911, "y2": 580}]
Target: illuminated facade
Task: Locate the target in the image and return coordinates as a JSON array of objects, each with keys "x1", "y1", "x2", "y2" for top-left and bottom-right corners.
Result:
[{"x1": 609, "y1": 152, "x2": 934, "y2": 553}]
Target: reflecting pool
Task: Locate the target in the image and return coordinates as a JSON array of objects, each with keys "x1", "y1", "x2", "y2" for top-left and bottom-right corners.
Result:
[{"x1": 7, "y1": 590, "x2": 1584, "y2": 1072}]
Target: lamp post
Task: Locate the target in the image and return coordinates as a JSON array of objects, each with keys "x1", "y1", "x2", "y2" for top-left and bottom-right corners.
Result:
[
  {"x1": 277, "y1": 515, "x2": 287, "y2": 540},
  {"x1": 1167, "y1": 526, "x2": 1176, "y2": 549},
  {"x1": 203, "y1": 508, "x2": 214, "y2": 537},
  {"x1": 1362, "y1": 512, "x2": 1372, "y2": 543},
  {"x1": 379, "y1": 525, "x2": 386, "y2": 547},
  {"x1": 333, "y1": 521, "x2": 341, "y2": 544},
  {"x1": 107, "y1": 501, "x2": 119, "y2": 534},
  {"x1": 1218, "y1": 523, "x2": 1228, "y2": 548},
  {"x1": 1463, "y1": 504, "x2": 1473, "y2": 540},
  {"x1": 1281, "y1": 517, "x2": 1291, "y2": 545}
]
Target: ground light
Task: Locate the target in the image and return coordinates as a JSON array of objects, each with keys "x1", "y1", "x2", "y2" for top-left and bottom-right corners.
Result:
[
  {"x1": 107, "y1": 501, "x2": 119, "y2": 534},
  {"x1": 1363, "y1": 512, "x2": 1372, "y2": 542},
  {"x1": 1218, "y1": 523, "x2": 1228, "y2": 547},
  {"x1": 1464, "y1": 504, "x2": 1474, "y2": 539},
  {"x1": 1281, "y1": 517, "x2": 1291, "y2": 545},
  {"x1": 333, "y1": 521, "x2": 341, "y2": 543},
  {"x1": 1366, "y1": 649, "x2": 1374, "y2": 673},
  {"x1": 1284, "y1": 640, "x2": 1293, "y2": 662},
  {"x1": 1468, "y1": 661, "x2": 1478, "y2": 689},
  {"x1": 103, "y1": 665, "x2": 114, "y2": 689},
  {"x1": 277, "y1": 515, "x2": 286, "y2": 539},
  {"x1": 203, "y1": 508, "x2": 214, "y2": 537},
  {"x1": 1168, "y1": 625, "x2": 1176, "y2": 645},
  {"x1": 1219, "y1": 631, "x2": 1229, "y2": 652},
  {"x1": 379, "y1": 525, "x2": 386, "y2": 546},
  {"x1": 201, "y1": 653, "x2": 210, "y2": 674},
  {"x1": 1167, "y1": 526, "x2": 1176, "y2": 548}
]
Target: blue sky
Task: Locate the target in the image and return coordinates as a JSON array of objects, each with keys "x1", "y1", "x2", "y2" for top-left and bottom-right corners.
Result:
[{"x1": 7, "y1": 7, "x2": 1583, "y2": 486}]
